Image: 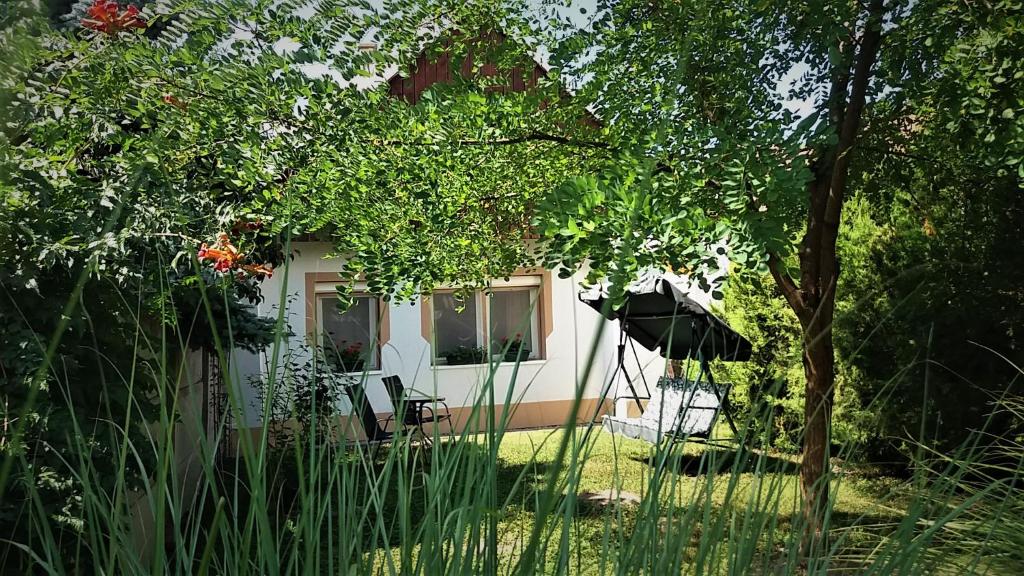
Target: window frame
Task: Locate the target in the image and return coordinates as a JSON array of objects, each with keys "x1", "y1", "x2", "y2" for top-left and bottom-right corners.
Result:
[
  {"x1": 316, "y1": 292, "x2": 382, "y2": 371},
  {"x1": 422, "y1": 270, "x2": 551, "y2": 365},
  {"x1": 486, "y1": 285, "x2": 541, "y2": 360},
  {"x1": 430, "y1": 290, "x2": 487, "y2": 353},
  {"x1": 305, "y1": 273, "x2": 390, "y2": 374}
]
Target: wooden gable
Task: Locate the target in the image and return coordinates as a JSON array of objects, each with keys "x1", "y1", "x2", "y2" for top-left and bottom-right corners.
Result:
[{"x1": 386, "y1": 32, "x2": 549, "y2": 105}]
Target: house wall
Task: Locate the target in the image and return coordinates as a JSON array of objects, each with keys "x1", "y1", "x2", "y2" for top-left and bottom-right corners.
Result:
[{"x1": 229, "y1": 242, "x2": 669, "y2": 435}]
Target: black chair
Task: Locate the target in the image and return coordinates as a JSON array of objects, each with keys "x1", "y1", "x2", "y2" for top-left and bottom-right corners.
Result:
[
  {"x1": 343, "y1": 382, "x2": 393, "y2": 446},
  {"x1": 381, "y1": 375, "x2": 452, "y2": 443}
]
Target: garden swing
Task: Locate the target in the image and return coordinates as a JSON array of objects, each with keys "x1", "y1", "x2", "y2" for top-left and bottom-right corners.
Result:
[{"x1": 580, "y1": 271, "x2": 753, "y2": 446}]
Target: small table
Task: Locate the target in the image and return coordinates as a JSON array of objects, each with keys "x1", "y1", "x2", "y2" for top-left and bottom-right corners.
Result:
[{"x1": 401, "y1": 395, "x2": 451, "y2": 443}]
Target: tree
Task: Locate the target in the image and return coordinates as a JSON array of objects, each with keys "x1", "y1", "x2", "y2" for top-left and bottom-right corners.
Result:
[
  {"x1": 529, "y1": 0, "x2": 884, "y2": 549},
  {"x1": 0, "y1": 0, "x2": 600, "y2": 566},
  {"x1": 261, "y1": 24, "x2": 608, "y2": 302},
  {"x1": 531, "y1": 0, "x2": 1023, "y2": 553},
  {"x1": 0, "y1": 0, "x2": 409, "y2": 567}
]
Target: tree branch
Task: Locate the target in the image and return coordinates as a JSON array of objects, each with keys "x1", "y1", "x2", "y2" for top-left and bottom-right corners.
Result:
[
  {"x1": 819, "y1": 0, "x2": 886, "y2": 288},
  {"x1": 823, "y1": 0, "x2": 885, "y2": 227},
  {"x1": 374, "y1": 131, "x2": 611, "y2": 149},
  {"x1": 769, "y1": 252, "x2": 808, "y2": 320}
]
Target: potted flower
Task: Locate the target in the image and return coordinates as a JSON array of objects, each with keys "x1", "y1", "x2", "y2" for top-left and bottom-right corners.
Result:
[
  {"x1": 440, "y1": 345, "x2": 487, "y2": 366},
  {"x1": 501, "y1": 334, "x2": 531, "y2": 362},
  {"x1": 325, "y1": 340, "x2": 365, "y2": 372}
]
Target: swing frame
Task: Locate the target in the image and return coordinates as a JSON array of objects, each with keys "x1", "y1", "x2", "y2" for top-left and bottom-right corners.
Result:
[{"x1": 600, "y1": 312, "x2": 742, "y2": 447}]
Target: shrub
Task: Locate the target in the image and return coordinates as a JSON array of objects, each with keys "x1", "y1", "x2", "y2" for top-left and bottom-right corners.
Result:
[{"x1": 249, "y1": 348, "x2": 352, "y2": 447}]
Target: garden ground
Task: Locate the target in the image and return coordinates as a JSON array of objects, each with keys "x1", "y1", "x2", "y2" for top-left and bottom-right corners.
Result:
[{"x1": 283, "y1": 427, "x2": 912, "y2": 574}]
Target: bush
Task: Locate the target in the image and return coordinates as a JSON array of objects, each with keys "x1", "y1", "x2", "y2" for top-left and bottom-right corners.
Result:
[
  {"x1": 715, "y1": 273, "x2": 806, "y2": 452},
  {"x1": 834, "y1": 192, "x2": 1024, "y2": 465},
  {"x1": 249, "y1": 348, "x2": 353, "y2": 447}
]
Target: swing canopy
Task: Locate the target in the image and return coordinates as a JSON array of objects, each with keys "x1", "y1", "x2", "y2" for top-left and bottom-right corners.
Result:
[{"x1": 579, "y1": 271, "x2": 753, "y2": 362}]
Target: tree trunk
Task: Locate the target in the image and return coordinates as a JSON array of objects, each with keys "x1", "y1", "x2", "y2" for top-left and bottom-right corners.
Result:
[
  {"x1": 800, "y1": 325, "x2": 835, "y2": 552},
  {"x1": 773, "y1": 251, "x2": 840, "y2": 558},
  {"x1": 766, "y1": 0, "x2": 884, "y2": 559}
]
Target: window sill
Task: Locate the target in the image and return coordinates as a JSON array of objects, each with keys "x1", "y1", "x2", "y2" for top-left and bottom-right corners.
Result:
[
  {"x1": 335, "y1": 369, "x2": 383, "y2": 376},
  {"x1": 432, "y1": 360, "x2": 546, "y2": 371}
]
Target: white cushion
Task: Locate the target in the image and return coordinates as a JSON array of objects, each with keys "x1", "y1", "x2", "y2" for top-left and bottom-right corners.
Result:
[{"x1": 604, "y1": 378, "x2": 724, "y2": 441}]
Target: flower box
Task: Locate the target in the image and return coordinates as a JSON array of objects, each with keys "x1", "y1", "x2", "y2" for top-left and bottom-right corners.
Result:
[
  {"x1": 325, "y1": 340, "x2": 367, "y2": 373},
  {"x1": 503, "y1": 347, "x2": 531, "y2": 362},
  {"x1": 440, "y1": 346, "x2": 488, "y2": 366}
]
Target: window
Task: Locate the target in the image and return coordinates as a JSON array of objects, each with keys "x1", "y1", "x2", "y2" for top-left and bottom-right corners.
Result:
[
  {"x1": 489, "y1": 288, "x2": 540, "y2": 358},
  {"x1": 432, "y1": 293, "x2": 483, "y2": 353},
  {"x1": 428, "y1": 275, "x2": 545, "y2": 364},
  {"x1": 317, "y1": 293, "x2": 381, "y2": 371}
]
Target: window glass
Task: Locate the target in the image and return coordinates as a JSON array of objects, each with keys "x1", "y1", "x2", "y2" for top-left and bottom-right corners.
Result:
[
  {"x1": 489, "y1": 288, "x2": 539, "y2": 359},
  {"x1": 432, "y1": 293, "x2": 480, "y2": 356},
  {"x1": 319, "y1": 294, "x2": 378, "y2": 370}
]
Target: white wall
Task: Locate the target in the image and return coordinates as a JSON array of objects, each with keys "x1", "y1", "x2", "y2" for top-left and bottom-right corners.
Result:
[{"x1": 230, "y1": 242, "x2": 667, "y2": 427}]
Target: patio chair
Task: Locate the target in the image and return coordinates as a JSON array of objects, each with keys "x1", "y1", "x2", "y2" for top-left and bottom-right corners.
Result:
[
  {"x1": 343, "y1": 382, "x2": 394, "y2": 447},
  {"x1": 602, "y1": 376, "x2": 731, "y2": 445},
  {"x1": 382, "y1": 375, "x2": 452, "y2": 443}
]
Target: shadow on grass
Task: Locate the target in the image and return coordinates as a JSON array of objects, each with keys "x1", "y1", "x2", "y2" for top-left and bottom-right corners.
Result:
[
  {"x1": 630, "y1": 447, "x2": 800, "y2": 476},
  {"x1": 182, "y1": 437, "x2": 556, "y2": 560},
  {"x1": 177, "y1": 435, "x2": 906, "y2": 574},
  {"x1": 828, "y1": 511, "x2": 902, "y2": 531}
]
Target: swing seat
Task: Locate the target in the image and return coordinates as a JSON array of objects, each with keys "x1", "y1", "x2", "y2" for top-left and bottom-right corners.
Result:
[{"x1": 603, "y1": 377, "x2": 730, "y2": 444}]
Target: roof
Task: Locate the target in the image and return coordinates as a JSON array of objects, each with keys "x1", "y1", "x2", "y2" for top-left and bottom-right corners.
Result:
[{"x1": 385, "y1": 30, "x2": 551, "y2": 104}]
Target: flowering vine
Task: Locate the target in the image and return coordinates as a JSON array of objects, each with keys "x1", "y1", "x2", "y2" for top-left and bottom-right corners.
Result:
[
  {"x1": 197, "y1": 232, "x2": 274, "y2": 279},
  {"x1": 81, "y1": 0, "x2": 146, "y2": 35}
]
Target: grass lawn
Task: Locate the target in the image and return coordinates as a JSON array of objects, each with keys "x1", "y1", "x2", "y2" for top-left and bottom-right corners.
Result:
[
  {"x1": 342, "y1": 427, "x2": 909, "y2": 574},
  {"x1": 496, "y1": 427, "x2": 900, "y2": 515},
  {"x1": 485, "y1": 429, "x2": 903, "y2": 572}
]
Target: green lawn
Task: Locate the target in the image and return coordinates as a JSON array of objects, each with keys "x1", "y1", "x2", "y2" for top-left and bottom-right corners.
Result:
[
  {"x1": 209, "y1": 420, "x2": 1018, "y2": 574},
  {"x1": 482, "y1": 429, "x2": 904, "y2": 572},
  {"x1": 343, "y1": 427, "x2": 910, "y2": 574},
  {"x1": 495, "y1": 428, "x2": 900, "y2": 515}
]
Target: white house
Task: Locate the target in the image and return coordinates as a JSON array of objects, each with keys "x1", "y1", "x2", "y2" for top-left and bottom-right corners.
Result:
[
  {"x1": 218, "y1": 35, "x2": 718, "y2": 439},
  {"x1": 226, "y1": 241, "x2": 670, "y2": 437}
]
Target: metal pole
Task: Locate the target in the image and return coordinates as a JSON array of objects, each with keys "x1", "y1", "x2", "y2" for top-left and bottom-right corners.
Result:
[
  {"x1": 618, "y1": 321, "x2": 645, "y2": 413},
  {"x1": 700, "y1": 341, "x2": 739, "y2": 437}
]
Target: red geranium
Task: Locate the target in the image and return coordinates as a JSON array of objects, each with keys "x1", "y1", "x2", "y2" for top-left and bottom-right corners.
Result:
[{"x1": 82, "y1": 0, "x2": 146, "y2": 35}]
